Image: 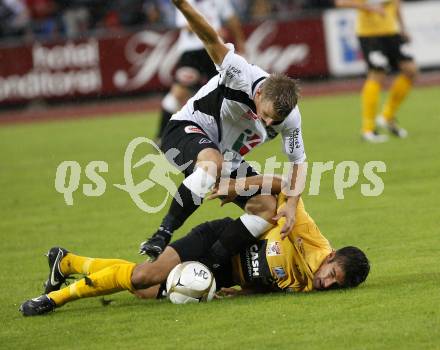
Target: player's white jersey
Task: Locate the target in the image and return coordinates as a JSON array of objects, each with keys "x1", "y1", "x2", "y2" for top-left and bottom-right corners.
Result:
[
  {"x1": 175, "y1": 0, "x2": 235, "y2": 52},
  {"x1": 171, "y1": 46, "x2": 306, "y2": 171}
]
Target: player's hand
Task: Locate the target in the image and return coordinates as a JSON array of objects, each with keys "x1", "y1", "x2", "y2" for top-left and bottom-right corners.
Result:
[
  {"x1": 235, "y1": 41, "x2": 246, "y2": 56},
  {"x1": 207, "y1": 179, "x2": 238, "y2": 206},
  {"x1": 272, "y1": 206, "x2": 296, "y2": 240}
]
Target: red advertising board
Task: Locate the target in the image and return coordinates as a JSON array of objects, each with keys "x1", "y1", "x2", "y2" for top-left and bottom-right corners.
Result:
[{"x1": 0, "y1": 17, "x2": 328, "y2": 104}]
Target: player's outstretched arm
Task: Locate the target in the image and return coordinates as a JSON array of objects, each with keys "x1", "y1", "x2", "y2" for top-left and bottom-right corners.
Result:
[
  {"x1": 207, "y1": 175, "x2": 285, "y2": 205},
  {"x1": 172, "y1": 0, "x2": 229, "y2": 65},
  {"x1": 272, "y1": 162, "x2": 307, "y2": 238},
  {"x1": 225, "y1": 15, "x2": 246, "y2": 54}
]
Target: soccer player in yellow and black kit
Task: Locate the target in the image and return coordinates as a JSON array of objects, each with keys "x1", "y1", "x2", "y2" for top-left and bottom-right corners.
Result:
[
  {"x1": 335, "y1": 0, "x2": 417, "y2": 142},
  {"x1": 20, "y1": 191, "x2": 370, "y2": 316}
]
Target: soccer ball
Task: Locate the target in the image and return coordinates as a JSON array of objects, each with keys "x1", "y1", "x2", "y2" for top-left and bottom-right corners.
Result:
[{"x1": 166, "y1": 261, "x2": 216, "y2": 304}]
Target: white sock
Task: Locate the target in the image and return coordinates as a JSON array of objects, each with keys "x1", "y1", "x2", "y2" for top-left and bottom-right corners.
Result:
[
  {"x1": 240, "y1": 213, "x2": 272, "y2": 238},
  {"x1": 183, "y1": 167, "x2": 216, "y2": 198}
]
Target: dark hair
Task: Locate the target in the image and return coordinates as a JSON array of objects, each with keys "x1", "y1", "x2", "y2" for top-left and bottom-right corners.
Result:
[
  {"x1": 334, "y1": 246, "x2": 370, "y2": 288},
  {"x1": 261, "y1": 73, "x2": 299, "y2": 119}
]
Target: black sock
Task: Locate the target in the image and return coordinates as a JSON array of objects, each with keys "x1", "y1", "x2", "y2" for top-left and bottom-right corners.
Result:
[
  {"x1": 157, "y1": 109, "x2": 173, "y2": 139},
  {"x1": 207, "y1": 218, "x2": 256, "y2": 267},
  {"x1": 160, "y1": 182, "x2": 202, "y2": 233}
]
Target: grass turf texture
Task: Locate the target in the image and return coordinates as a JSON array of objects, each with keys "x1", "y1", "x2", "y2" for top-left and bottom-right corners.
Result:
[{"x1": 1, "y1": 86, "x2": 439, "y2": 349}]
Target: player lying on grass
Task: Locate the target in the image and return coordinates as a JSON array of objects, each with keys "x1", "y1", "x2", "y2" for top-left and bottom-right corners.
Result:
[
  {"x1": 20, "y1": 178, "x2": 370, "y2": 316},
  {"x1": 141, "y1": 0, "x2": 307, "y2": 264}
]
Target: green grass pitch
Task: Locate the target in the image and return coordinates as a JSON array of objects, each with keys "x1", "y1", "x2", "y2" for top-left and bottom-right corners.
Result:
[{"x1": 0, "y1": 86, "x2": 439, "y2": 349}]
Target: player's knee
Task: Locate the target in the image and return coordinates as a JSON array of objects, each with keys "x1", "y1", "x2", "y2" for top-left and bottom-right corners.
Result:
[
  {"x1": 196, "y1": 149, "x2": 223, "y2": 178},
  {"x1": 401, "y1": 62, "x2": 418, "y2": 80},
  {"x1": 367, "y1": 70, "x2": 386, "y2": 84},
  {"x1": 131, "y1": 264, "x2": 154, "y2": 290},
  {"x1": 244, "y1": 195, "x2": 277, "y2": 221},
  {"x1": 131, "y1": 265, "x2": 166, "y2": 290}
]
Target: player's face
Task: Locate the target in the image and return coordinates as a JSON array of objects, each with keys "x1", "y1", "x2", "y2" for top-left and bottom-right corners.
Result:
[
  {"x1": 255, "y1": 91, "x2": 282, "y2": 126},
  {"x1": 313, "y1": 254, "x2": 345, "y2": 291}
]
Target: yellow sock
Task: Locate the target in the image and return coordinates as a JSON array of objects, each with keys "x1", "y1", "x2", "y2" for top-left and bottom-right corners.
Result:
[
  {"x1": 382, "y1": 74, "x2": 412, "y2": 121},
  {"x1": 60, "y1": 253, "x2": 132, "y2": 276},
  {"x1": 361, "y1": 79, "x2": 382, "y2": 133},
  {"x1": 48, "y1": 262, "x2": 136, "y2": 306}
]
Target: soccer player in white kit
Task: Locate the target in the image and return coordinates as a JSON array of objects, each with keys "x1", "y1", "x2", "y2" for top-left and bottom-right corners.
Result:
[
  {"x1": 140, "y1": 0, "x2": 307, "y2": 268},
  {"x1": 157, "y1": 0, "x2": 245, "y2": 140}
]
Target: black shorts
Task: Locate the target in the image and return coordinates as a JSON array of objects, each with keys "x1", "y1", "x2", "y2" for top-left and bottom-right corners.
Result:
[
  {"x1": 161, "y1": 120, "x2": 262, "y2": 207},
  {"x1": 175, "y1": 49, "x2": 218, "y2": 90},
  {"x1": 358, "y1": 34, "x2": 413, "y2": 72},
  {"x1": 160, "y1": 120, "x2": 219, "y2": 177},
  {"x1": 169, "y1": 218, "x2": 236, "y2": 290}
]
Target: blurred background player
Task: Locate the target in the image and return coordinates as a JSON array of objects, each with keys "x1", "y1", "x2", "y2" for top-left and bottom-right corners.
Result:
[
  {"x1": 156, "y1": 0, "x2": 246, "y2": 143},
  {"x1": 335, "y1": 0, "x2": 418, "y2": 143}
]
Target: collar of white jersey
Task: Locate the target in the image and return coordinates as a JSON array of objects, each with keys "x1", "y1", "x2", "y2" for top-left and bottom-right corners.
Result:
[{"x1": 252, "y1": 76, "x2": 267, "y2": 99}]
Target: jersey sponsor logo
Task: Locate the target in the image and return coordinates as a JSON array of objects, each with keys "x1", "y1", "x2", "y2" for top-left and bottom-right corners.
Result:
[
  {"x1": 250, "y1": 244, "x2": 260, "y2": 277},
  {"x1": 198, "y1": 138, "x2": 212, "y2": 144},
  {"x1": 226, "y1": 65, "x2": 242, "y2": 80},
  {"x1": 232, "y1": 129, "x2": 262, "y2": 156},
  {"x1": 241, "y1": 240, "x2": 273, "y2": 284},
  {"x1": 288, "y1": 128, "x2": 301, "y2": 153},
  {"x1": 272, "y1": 266, "x2": 286, "y2": 279},
  {"x1": 266, "y1": 241, "x2": 282, "y2": 256},
  {"x1": 184, "y1": 125, "x2": 206, "y2": 135},
  {"x1": 241, "y1": 109, "x2": 258, "y2": 121}
]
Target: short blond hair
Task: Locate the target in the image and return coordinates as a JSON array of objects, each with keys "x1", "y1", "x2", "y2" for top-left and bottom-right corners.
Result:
[{"x1": 261, "y1": 73, "x2": 299, "y2": 119}]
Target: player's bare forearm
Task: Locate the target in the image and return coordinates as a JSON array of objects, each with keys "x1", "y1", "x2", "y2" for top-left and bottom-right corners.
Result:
[
  {"x1": 285, "y1": 194, "x2": 300, "y2": 218},
  {"x1": 216, "y1": 287, "x2": 252, "y2": 297},
  {"x1": 284, "y1": 163, "x2": 305, "y2": 215},
  {"x1": 274, "y1": 193, "x2": 300, "y2": 238},
  {"x1": 255, "y1": 166, "x2": 306, "y2": 197},
  {"x1": 240, "y1": 175, "x2": 284, "y2": 193},
  {"x1": 217, "y1": 284, "x2": 273, "y2": 298},
  {"x1": 273, "y1": 163, "x2": 306, "y2": 237},
  {"x1": 226, "y1": 15, "x2": 246, "y2": 54},
  {"x1": 172, "y1": 0, "x2": 229, "y2": 65},
  {"x1": 207, "y1": 175, "x2": 283, "y2": 205},
  {"x1": 286, "y1": 163, "x2": 306, "y2": 197}
]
